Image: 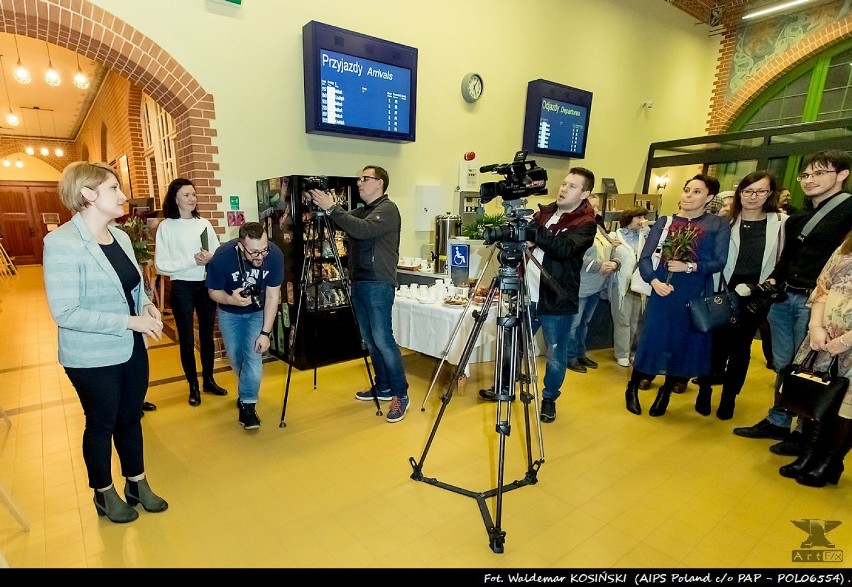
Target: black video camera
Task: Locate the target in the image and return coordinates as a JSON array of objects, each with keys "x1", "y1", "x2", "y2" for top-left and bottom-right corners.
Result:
[
  {"x1": 479, "y1": 150, "x2": 547, "y2": 203},
  {"x1": 735, "y1": 280, "x2": 788, "y2": 315},
  {"x1": 303, "y1": 175, "x2": 329, "y2": 191},
  {"x1": 239, "y1": 283, "x2": 262, "y2": 309},
  {"x1": 482, "y1": 207, "x2": 535, "y2": 245}
]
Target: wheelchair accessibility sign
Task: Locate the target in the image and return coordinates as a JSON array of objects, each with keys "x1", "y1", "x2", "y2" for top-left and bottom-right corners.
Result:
[{"x1": 450, "y1": 243, "x2": 469, "y2": 269}]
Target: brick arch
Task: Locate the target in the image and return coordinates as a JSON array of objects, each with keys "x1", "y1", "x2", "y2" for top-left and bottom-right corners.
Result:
[
  {"x1": 0, "y1": 141, "x2": 75, "y2": 172},
  {"x1": 0, "y1": 0, "x2": 223, "y2": 230},
  {"x1": 708, "y1": 15, "x2": 852, "y2": 134}
]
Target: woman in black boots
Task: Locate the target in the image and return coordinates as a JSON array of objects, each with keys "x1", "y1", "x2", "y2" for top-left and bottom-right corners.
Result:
[
  {"x1": 695, "y1": 172, "x2": 787, "y2": 420},
  {"x1": 155, "y1": 178, "x2": 229, "y2": 406},
  {"x1": 778, "y1": 233, "x2": 852, "y2": 486},
  {"x1": 625, "y1": 175, "x2": 730, "y2": 417},
  {"x1": 44, "y1": 162, "x2": 168, "y2": 523}
]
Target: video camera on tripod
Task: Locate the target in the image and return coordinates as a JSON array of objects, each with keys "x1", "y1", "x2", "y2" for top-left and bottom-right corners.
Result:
[
  {"x1": 300, "y1": 175, "x2": 330, "y2": 216},
  {"x1": 478, "y1": 151, "x2": 547, "y2": 246}
]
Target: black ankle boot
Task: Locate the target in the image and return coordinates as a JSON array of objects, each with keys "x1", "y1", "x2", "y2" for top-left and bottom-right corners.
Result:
[
  {"x1": 780, "y1": 419, "x2": 820, "y2": 479},
  {"x1": 189, "y1": 381, "x2": 201, "y2": 406},
  {"x1": 125, "y1": 477, "x2": 169, "y2": 512},
  {"x1": 716, "y1": 389, "x2": 737, "y2": 420},
  {"x1": 695, "y1": 386, "x2": 712, "y2": 416},
  {"x1": 625, "y1": 381, "x2": 641, "y2": 415},
  {"x1": 203, "y1": 377, "x2": 229, "y2": 396},
  {"x1": 796, "y1": 417, "x2": 851, "y2": 487},
  {"x1": 649, "y1": 385, "x2": 672, "y2": 417}
]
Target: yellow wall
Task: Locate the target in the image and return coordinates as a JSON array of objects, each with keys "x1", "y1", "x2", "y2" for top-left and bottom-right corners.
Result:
[{"x1": 86, "y1": 0, "x2": 718, "y2": 256}]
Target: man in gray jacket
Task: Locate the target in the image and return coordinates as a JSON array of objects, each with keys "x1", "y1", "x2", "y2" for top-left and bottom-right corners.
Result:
[{"x1": 309, "y1": 165, "x2": 410, "y2": 423}]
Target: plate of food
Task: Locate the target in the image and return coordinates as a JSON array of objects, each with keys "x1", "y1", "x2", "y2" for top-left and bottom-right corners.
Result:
[{"x1": 442, "y1": 296, "x2": 467, "y2": 309}]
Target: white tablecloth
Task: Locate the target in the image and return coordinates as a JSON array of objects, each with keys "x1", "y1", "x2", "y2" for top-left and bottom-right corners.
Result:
[{"x1": 392, "y1": 296, "x2": 497, "y2": 368}]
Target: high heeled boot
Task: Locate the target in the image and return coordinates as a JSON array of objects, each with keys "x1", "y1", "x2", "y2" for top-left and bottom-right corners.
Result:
[
  {"x1": 202, "y1": 376, "x2": 229, "y2": 396},
  {"x1": 716, "y1": 388, "x2": 737, "y2": 420},
  {"x1": 125, "y1": 477, "x2": 169, "y2": 513},
  {"x1": 625, "y1": 380, "x2": 641, "y2": 415},
  {"x1": 695, "y1": 386, "x2": 712, "y2": 416},
  {"x1": 779, "y1": 418, "x2": 821, "y2": 478},
  {"x1": 648, "y1": 383, "x2": 672, "y2": 417},
  {"x1": 797, "y1": 417, "x2": 852, "y2": 488},
  {"x1": 188, "y1": 380, "x2": 201, "y2": 407},
  {"x1": 94, "y1": 485, "x2": 139, "y2": 523}
]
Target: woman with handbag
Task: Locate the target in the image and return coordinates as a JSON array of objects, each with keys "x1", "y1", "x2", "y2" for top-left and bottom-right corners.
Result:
[
  {"x1": 778, "y1": 232, "x2": 852, "y2": 486},
  {"x1": 695, "y1": 171, "x2": 787, "y2": 419},
  {"x1": 625, "y1": 174, "x2": 731, "y2": 416}
]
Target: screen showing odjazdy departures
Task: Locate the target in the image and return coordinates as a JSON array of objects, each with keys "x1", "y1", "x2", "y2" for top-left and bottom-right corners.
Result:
[
  {"x1": 536, "y1": 98, "x2": 588, "y2": 155},
  {"x1": 319, "y1": 49, "x2": 411, "y2": 134}
]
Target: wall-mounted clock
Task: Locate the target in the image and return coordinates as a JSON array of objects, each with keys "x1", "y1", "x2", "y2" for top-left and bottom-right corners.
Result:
[{"x1": 461, "y1": 73, "x2": 484, "y2": 103}]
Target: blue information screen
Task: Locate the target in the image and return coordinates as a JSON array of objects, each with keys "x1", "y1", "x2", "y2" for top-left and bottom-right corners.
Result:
[
  {"x1": 536, "y1": 97, "x2": 588, "y2": 155},
  {"x1": 319, "y1": 49, "x2": 411, "y2": 134}
]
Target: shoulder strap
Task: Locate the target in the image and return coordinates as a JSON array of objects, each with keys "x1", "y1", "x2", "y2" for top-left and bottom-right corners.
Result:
[
  {"x1": 654, "y1": 215, "x2": 674, "y2": 251},
  {"x1": 797, "y1": 193, "x2": 851, "y2": 243}
]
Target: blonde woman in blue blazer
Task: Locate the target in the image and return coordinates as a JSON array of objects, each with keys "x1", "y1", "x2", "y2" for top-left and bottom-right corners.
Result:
[
  {"x1": 695, "y1": 171, "x2": 787, "y2": 420},
  {"x1": 43, "y1": 162, "x2": 168, "y2": 524}
]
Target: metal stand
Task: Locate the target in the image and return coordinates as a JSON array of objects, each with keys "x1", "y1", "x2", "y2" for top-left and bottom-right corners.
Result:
[
  {"x1": 279, "y1": 211, "x2": 378, "y2": 427},
  {"x1": 0, "y1": 239, "x2": 16, "y2": 277},
  {"x1": 408, "y1": 242, "x2": 544, "y2": 553}
]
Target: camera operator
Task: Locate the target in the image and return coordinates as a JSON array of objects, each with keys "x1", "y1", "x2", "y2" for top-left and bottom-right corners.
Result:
[
  {"x1": 206, "y1": 222, "x2": 285, "y2": 430},
  {"x1": 308, "y1": 165, "x2": 411, "y2": 424},
  {"x1": 480, "y1": 168, "x2": 598, "y2": 424}
]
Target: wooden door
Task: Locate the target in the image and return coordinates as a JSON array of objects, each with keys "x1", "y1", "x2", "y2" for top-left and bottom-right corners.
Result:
[{"x1": 0, "y1": 182, "x2": 64, "y2": 266}]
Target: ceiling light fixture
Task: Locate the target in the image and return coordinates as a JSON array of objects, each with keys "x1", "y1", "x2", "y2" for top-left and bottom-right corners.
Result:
[
  {"x1": 20, "y1": 107, "x2": 34, "y2": 156},
  {"x1": 0, "y1": 54, "x2": 21, "y2": 127},
  {"x1": 742, "y1": 0, "x2": 809, "y2": 20},
  {"x1": 12, "y1": 35, "x2": 31, "y2": 85},
  {"x1": 34, "y1": 106, "x2": 50, "y2": 157},
  {"x1": 44, "y1": 42, "x2": 61, "y2": 87},
  {"x1": 73, "y1": 54, "x2": 90, "y2": 90},
  {"x1": 49, "y1": 110, "x2": 64, "y2": 157},
  {"x1": 15, "y1": 156, "x2": 23, "y2": 169}
]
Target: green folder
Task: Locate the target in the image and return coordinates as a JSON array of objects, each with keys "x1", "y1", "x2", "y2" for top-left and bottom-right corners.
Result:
[{"x1": 200, "y1": 229, "x2": 209, "y2": 251}]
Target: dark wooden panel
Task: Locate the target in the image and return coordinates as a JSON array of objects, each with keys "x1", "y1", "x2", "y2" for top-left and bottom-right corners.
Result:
[{"x1": 0, "y1": 186, "x2": 37, "y2": 265}]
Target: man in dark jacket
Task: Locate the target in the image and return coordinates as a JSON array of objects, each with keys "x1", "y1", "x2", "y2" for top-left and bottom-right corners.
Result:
[
  {"x1": 309, "y1": 166, "x2": 410, "y2": 423},
  {"x1": 480, "y1": 168, "x2": 597, "y2": 423}
]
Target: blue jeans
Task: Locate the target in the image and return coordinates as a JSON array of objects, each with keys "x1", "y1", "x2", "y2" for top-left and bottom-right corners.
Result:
[
  {"x1": 529, "y1": 302, "x2": 572, "y2": 402},
  {"x1": 351, "y1": 281, "x2": 409, "y2": 398},
  {"x1": 217, "y1": 308, "x2": 265, "y2": 403},
  {"x1": 565, "y1": 293, "x2": 600, "y2": 363},
  {"x1": 766, "y1": 292, "x2": 811, "y2": 428}
]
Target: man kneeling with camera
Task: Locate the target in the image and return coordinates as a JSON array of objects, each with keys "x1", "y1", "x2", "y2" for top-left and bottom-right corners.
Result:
[{"x1": 206, "y1": 222, "x2": 285, "y2": 430}]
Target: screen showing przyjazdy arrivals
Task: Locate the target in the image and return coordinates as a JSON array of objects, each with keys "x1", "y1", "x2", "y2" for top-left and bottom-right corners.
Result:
[
  {"x1": 319, "y1": 49, "x2": 411, "y2": 134},
  {"x1": 536, "y1": 97, "x2": 588, "y2": 155}
]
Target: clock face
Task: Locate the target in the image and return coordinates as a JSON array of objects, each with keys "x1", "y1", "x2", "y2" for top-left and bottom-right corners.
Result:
[{"x1": 462, "y1": 73, "x2": 483, "y2": 103}]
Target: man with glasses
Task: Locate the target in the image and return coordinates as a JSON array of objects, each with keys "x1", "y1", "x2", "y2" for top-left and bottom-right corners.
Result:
[
  {"x1": 309, "y1": 166, "x2": 410, "y2": 423},
  {"x1": 734, "y1": 150, "x2": 852, "y2": 454},
  {"x1": 206, "y1": 222, "x2": 285, "y2": 430}
]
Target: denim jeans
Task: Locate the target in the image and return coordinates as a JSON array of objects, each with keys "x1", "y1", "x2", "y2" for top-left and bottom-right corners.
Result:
[
  {"x1": 217, "y1": 308, "x2": 265, "y2": 403},
  {"x1": 529, "y1": 302, "x2": 572, "y2": 401},
  {"x1": 351, "y1": 281, "x2": 409, "y2": 397},
  {"x1": 565, "y1": 293, "x2": 600, "y2": 363},
  {"x1": 766, "y1": 292, "x2": 811, "y2": 428}
]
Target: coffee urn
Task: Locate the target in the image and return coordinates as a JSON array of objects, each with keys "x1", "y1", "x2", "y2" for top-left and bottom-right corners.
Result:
[{"x1": 434, "y1": 212, "x2": 462, "y2": 274}]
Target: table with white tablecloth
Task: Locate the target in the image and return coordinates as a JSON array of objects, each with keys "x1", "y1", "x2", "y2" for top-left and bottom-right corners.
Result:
[{"x1": 392, "y1": 296, "x2": 497, "y2": 373}]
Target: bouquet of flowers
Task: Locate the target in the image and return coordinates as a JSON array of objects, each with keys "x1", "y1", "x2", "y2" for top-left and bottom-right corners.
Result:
[
  {"x1": 661, "y1": 225, "x2": 700, "y2": 284},
  {"x1": 114, "y1": 212, "x2": 153, "y2": 264}
]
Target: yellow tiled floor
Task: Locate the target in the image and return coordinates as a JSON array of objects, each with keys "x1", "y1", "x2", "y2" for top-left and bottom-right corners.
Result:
[{"x1": 0, "y1": 265, "x2": 849, "y2": 568}]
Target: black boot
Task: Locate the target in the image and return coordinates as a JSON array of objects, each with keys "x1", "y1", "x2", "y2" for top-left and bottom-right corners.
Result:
[
  {"x1": 203, "y1": 376, "x2": 229, "y2": 396},
  {"x1": 625, "y1": 380, "x2": 641, "y2": 415},
  {"x1": 695, "y1": 386, "x2": 712, "y2": 416},
  {"x1": 797, "y1": 417, "x2": 851, "y2": 487},
  {"x1": 648, "y1": 384, "x2": 672, "y2": 417},
  {"x1": 779, "y1": 419, "x2": 821, "y2": 478},
  {"x1": 716, "y1": 389, "x2": 737, "y2": 420},
  {"x1": 188, "y1": 381, "x2": 201, "y2": 407}
]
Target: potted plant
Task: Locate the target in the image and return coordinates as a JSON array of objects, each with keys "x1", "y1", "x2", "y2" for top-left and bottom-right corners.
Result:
[
  {"x1": 461, "y1": 213, "x2": 507, "y2": 240},
  {"x1": 114, "y1": 212, "x2": 153, "y2": 264}
]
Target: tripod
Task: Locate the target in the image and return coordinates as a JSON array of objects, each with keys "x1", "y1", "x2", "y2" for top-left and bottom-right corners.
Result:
[
  {"x1": 408, "y1": 241, "x2": 545, "y2": 553},
  {"x1": 279, "y1": 210, "x2": 379, "y2": 427}
]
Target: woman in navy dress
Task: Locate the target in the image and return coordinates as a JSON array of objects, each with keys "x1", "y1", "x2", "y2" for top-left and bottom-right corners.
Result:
[{"x1": 625, "y1": 174, "x2": 731, "y2": 417}]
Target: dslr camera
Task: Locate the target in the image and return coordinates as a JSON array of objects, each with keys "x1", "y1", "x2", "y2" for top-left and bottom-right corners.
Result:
[
  {"x1": 479, "y1": 151, "x2": 547, "y2": 245},
  {"x1": 239, "y1": 283, "x2": 263, "y2": 309},
  {"x1": 301, "y1": 176, "x2": 330, "y2": 216},
  {"x1": 734, "y1": 280, "x2": 788, "y2": 315}
]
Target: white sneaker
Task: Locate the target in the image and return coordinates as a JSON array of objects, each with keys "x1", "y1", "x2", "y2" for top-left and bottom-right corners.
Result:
[{"x1": 616, "y1": 358, "x2": 630, "y2": 367}]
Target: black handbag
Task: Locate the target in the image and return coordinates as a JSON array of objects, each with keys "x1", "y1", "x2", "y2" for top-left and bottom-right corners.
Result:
[
  {"x1": 778, "y1": 350, "x2": 849, "y2": 422},
  {"x1": 687, "y1": 276, "x2": 740, "y2": 333}
]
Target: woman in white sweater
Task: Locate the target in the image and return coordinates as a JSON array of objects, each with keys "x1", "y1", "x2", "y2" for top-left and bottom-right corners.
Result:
[{"x1": 155, "y1": 178, "x2": 227, "y2": 406}]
